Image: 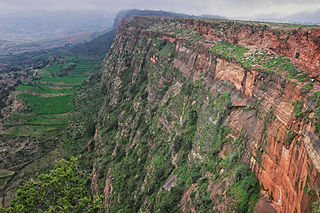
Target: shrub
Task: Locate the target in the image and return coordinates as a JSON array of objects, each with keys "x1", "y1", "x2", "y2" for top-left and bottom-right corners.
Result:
[
  {"x1": 1, "y1": 157, "x2": 103, "y2": 213},
  {"x1": 293, "y1": 100, "x2": 304, "y2": 119}
]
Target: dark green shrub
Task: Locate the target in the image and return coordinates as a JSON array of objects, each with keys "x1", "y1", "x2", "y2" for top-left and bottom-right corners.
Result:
[
  {"x1": 1, "y1": 157, "x2": 103, "y2": 213},
  {"x1": 293, "y1": 100, "x2": 304, "y2": 119}
]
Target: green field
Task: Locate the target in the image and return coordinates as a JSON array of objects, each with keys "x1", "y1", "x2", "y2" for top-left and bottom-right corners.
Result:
[{"x1": 2, "y1": 56, "x2": 100, "y2": 137}]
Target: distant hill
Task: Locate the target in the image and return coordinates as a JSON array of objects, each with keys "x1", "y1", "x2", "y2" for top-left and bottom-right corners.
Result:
[
  {"x1": 0, "y1": 11, "x2": 115, "y2": 56},
  {"x1": 0, "y1": 29, "x2": 117, "y2": 73},
  {"x1": 112, "y1": 9, "x2": 226, "y2": 29},
  {"x1": 69, "y1": 29, "x2": 117, "y2": 59},
  {"x1": 283, "y1": 9, "x2": 320, "y2": 25},
  {"x1": 242, "y1": 9, "x2": 320, "y2": 25},
  {"x1": 0, "y1": 11, "x2": 114, "y2": 40},
  {"x1": 112, "y1": 9, "x2": 193, "y2": 29},
  {"x1": 199, "y1": 14, "x2": 227, "y2": 20},
  {"x1": 0, "y1": 8, "x2": 228, "y2": 73}
]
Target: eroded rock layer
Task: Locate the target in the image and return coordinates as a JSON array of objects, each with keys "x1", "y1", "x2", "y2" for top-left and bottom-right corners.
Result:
[{"x1": 87, "y1": 17, "x2": 320, "y2": 212}]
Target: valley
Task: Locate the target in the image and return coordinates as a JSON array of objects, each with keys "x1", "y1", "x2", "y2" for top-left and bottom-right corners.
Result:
[{"x1": 0, "y1": 55, "x2": 101, "y2": 205}]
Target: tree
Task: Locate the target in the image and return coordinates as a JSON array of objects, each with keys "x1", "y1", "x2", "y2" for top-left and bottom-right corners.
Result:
[{"x1": 1, "y1": 157, "x2": 103, "y2": 213}]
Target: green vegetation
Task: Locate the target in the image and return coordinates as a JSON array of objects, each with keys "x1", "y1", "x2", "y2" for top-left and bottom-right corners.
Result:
[
  {"x1": 293, "y1": 100, "x2": 304, "y2": 119},
  {"x1": 311, "y1": 92, "x2": 320, "y2": 132},
  {"x1": 230, "y1": 164, "x2": 260, "y2": 212},
  {"x1": 19, "y1": 94, "x2": 74, "y2": 115},
  {"x1": 16, "y1": 84, "x2": 73, "y2": 94},
  {"x1": 0, "y1": 157, "x2": 103, "y2": 213},
  {"x1": 210, "y1": 40, "x2": 308, "y2": 82},
  {"x1": 0, "y1": 28, "x2": 115, "y2": 211},
  {"x1": 3, "y1": 113, "x2": 68, "y2": 137},
  {"x1": 156, "y1": 40, "x2": 177, "y2": 58},
  {"x1": 71, "y1": 34, "x2": 262, "y2": 212},
  {"x1": 1, "y1": 24, "x2": 266, "y2": 212},
  {"x1": 210, "y1": 40, "x2": 249, "y2": 62},
  {"x1": 302, "y1": 83, "x2": 313, "y2": 93},
  {"x1": 286, "y1": 129, "x2": 297, "y2": 147},
  {"x1": 304, "y1": 174, "x2": 310, "y2": 193},
  {"x1": 0, "y1": 29, "x2": 115, "y2": 72},
  {"x1": 2, "y1": 56, "x2": 99, "y2": 137},
  {"x1": 87, "y1": 59, "x2": 259, "y2": 211},
  {"x1": 36, "y1": 57, "x2": 99, "y2": 85}
]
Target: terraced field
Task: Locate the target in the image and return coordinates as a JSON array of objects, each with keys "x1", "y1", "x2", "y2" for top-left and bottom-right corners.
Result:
[{"x1": 1, "y1": 56, "x2": 100, "y2": 137}]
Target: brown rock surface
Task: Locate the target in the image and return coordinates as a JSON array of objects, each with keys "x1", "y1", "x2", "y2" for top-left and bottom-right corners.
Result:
[{"x1": 97, "y1": 16, "x2": 320, "y2": 212}]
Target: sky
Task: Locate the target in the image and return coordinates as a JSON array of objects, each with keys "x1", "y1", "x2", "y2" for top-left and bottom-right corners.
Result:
[{"x1": 0, "y1": 0, "x2": 320, "y2": 18}]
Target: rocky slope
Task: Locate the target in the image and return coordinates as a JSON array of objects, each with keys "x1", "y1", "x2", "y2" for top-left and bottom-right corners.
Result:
[{"x1": 79, "y1": 17, "x2": 320, "y2": 212}]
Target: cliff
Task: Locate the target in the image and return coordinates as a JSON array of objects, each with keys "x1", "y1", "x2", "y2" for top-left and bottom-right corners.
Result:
[
  {"x1": 83, "y1": 16, "x2": 320, "y2": 212},
  {"x1": 80, "y1": 16, "x2": 320, "y2": 212},
  {"x1": 0, "y1": 13, "x2": 318, "y2": 212}
]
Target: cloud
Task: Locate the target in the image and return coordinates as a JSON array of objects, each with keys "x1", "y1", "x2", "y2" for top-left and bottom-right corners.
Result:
[{"x1": 0, "y1": 0, "x2": 319, "y2": 17}]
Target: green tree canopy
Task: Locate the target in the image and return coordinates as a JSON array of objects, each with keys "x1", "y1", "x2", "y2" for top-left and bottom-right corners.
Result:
[{"x1": 1, "y1": 157, "x2": 103, "y2": 213}]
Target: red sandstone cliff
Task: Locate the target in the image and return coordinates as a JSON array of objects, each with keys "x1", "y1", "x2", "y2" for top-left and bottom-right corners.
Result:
[
  {"x1": 94, "y1": 17, "x2": 320, "y2": 212},
  {"x1": 131, "y1": 17, "x2": 320, "y2": 212}
]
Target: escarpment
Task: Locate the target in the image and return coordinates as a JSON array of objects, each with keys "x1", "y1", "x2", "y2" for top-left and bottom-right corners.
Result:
[{"x1": 86, "y1": 16, "x2": 320, "y2": 212}]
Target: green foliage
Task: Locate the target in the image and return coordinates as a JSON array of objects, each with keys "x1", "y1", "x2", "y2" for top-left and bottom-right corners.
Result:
[
  {"x1": 303, "y1": 83, "x2": 313, "y2": 91},
  {"x1": 210, "y1": 40, "x2": 308, "y2": 82},
  {"x1": 310, "y1": 92, "x2": 320, "y2": 132},
  {"x1": 190, "y1": 177, "x2": 214, "y2": 212},
  {"x1": 183, "y1": 109, "x2": 198, "y2": 151},
  {"x1": 1, "y1": 157, "x2": 103, "y2": 213},
  {"x1": 155, "y1": 187, "x2": 183, "y2": 212},
  {"x1": 156, "y1": 40, "x2": 177, "y2": 59},
  {"x1": 293, "y1": 100, "x2": 304, "y2": 119},
  {"x1": 301, "y1": 83, "x2": 314, "y2": 95},
  {"x1": 311, "y1": 92, "x2": 320, "y2": 116},
  {"x1": 234, "y1": 164, "x2": 249, "y2": 182},
  {"x1": 43, "y1": 34, "x2": 260, "y2": 213},
  {"x1": 230, "y1": 164, "x2": 260, "y2": 213},
  {"x1": 286, "y1": 129, "x2": 297, "y2": 147},
  {"x1": 304, "y1": 174, "x2": 310, "y2": 193},
  {"x1": 210, "y1": 40, "x2": 249, "y2": 63}
]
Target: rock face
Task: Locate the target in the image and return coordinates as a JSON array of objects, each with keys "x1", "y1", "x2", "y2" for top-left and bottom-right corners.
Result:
[
  {"x1": 86, "y1": 16, "x2": 320, "y2": 212},
  {"x1": 183, "y1": 18, "x2": 320, "y2": 80}
]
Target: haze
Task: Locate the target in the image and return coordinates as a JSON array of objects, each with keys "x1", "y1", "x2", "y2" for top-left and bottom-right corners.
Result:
[
  {"x1": 1, "y1": 0, "x2": 320, "y2": 18},
  {"x1": 1, "y1": 0, "x2": 320, "y2": 56}
]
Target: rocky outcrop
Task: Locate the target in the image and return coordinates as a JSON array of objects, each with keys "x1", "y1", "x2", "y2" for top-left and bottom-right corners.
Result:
[{"x1": 90, "y1": 16, "x2": 320, "y2": 212}]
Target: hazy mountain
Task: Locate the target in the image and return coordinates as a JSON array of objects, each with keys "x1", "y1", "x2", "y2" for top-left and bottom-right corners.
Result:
[
  {"x1": 112, "y1": 9, "x2": 193, "y2": 28},
  {"x1": 0, "y1": 11, "x2": 114, "y2": 40},
  {"x1": 0, "y1": 11, "x2": 115, "y2": 55},
  {"x1": 199, "y1": 14, "x2": 227, "y2": 19},
  {"x1": 283, "y1": 9, "x2": 320, "y2": 25},
  {"x1": 241, "y1": 9, "x2": 320, "y2": 25},
  {"x1": 112, "y1": 9, "x2": 226, "y2": 29}
]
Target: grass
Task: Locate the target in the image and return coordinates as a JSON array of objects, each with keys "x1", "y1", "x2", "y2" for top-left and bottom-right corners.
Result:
[
  {"x1": 210, "y1": 40, "x2": 308, "y2": 82},
  {"x1": 18, "y1": 94, "x2": 74, "y2": 115},
  {"x1": 3, "y1": 56, "x2": 99, "y2": 137},
  {"x1": 36, "y1": 57, "x2": 98, "y2": 85},
  {"x1": 16, "y1": 83, "x2": 74, "y2": 94},
  {"x1": 156, "y1": 40, "x2": 177, "y2": 59},
  {"x1": 4, "y1": 113, "x2": 67, "y2": 127}
]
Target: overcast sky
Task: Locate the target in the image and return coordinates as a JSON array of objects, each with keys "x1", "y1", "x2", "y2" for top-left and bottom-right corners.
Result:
[{"x1": 0, "y1": 0, "x2": 320, "y2": 18}]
